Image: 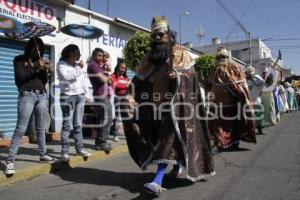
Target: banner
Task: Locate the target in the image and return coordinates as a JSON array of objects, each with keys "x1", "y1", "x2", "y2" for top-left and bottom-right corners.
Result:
[{"x1": 0, "y1": 0, "x2": 56, "y2": 24}]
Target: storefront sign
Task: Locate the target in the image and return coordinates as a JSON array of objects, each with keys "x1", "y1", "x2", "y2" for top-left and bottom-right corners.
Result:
[
  {"x1": 98, "y1": 33, "x2": 127, "y2": 49},
  {"x1": 0, "y1": 0, "x2": 56, "y2": 23}
]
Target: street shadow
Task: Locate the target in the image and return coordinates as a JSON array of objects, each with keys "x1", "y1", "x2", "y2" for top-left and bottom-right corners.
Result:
[
  {"x1": 52, "y1": 167, "x2": 155, "y2": 199},
  {"x1": 256, "y1": 133, "x2": 267, "y2": 136},
  {"x1": 45, "y1": 140, "x2": 61, "y2": 146},
  {"x1": 131, "y1": 177, "x2": 194, "y2": 200},
  {"x1": 52, "y1": 167, "x2": 193, "y2": 200},
  {"x1": 0, "y1": 155, "x2": 6, "y2": 171},
  {"x1": 18, "y1": 146, "x2": 61, "y2": 156},
  {"x1": 164, "y1": 176, "x2": 195, "y2": 189},
  {"x1": 46, "y1": 139, "x2": 97, "y2": 152},
  {"x1": 0, "y1": 146, "x2": 61, "y2": 168},
  {"x1": 219, "y1": 147, "x2": 251, "y2": 153}
]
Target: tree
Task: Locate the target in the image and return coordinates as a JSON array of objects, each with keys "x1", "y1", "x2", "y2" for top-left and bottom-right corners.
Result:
[
  {"x1": 123, "y1": 31, "x2": 151, "y2": 71},
  {"x1": 194, "y1": 54, "x2": 215, "y2": 81}
]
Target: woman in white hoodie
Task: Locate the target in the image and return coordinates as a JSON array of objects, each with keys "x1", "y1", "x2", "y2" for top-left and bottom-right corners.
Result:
[{"x1": 57, "y1": 44, "x2": 91, "y2": 162}]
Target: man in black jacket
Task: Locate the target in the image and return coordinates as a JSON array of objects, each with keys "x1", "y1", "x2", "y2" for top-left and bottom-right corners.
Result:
[{"x1": 5, "y1": 37, "x2": 53, "y2": 176}]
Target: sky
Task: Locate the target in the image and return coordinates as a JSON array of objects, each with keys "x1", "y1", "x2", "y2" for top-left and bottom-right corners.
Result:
[{"x1": 76, "y1": 0, "x2": 300, "y2": 74}]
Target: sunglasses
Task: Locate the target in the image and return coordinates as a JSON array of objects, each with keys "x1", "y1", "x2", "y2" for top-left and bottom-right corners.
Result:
[
  {"x1": 217, "y1": 55, "x2": 229, "y2": 59},
  {"x1": 151, "y1": 31, "x2": 167, "y2": 38}
]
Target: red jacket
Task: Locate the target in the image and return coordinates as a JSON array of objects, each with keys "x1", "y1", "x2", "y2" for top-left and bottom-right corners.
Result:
[{"x1": 111, "y1": 73, "x2": 129, "y2": 96}]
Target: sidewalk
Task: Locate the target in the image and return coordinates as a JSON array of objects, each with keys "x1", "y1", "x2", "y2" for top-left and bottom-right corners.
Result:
[{"x1": 0, "y1": 135, "x2": 128, "y2": 188}]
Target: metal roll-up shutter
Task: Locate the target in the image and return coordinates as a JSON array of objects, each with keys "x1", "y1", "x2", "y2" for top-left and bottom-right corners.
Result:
[
  {"x1": 0, "y1": 39, "x2": 23, "y2": 139},
  {"x1": 0, "y1": 38, "x2": 51, "y2": 139}
]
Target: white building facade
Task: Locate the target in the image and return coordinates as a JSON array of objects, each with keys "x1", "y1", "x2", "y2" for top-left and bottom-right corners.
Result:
[
  {"x1": 0, "y1": 0, "x2": 150, "y2": 139},
  {"x1": 0, "y1": 0, "x2": 201, "y2": 140},
  {"x1": 195, "y1": 38, "x2": 289, "y2": 76}
]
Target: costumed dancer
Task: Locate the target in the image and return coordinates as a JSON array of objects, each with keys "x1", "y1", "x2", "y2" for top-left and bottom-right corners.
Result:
[
  {"x1": 206, "y1": 47, "x2": 256, "y2": 151},
  {"x1": 286, "y1": 82, "x2": 298, "y2": 111},
  {"x1": 261, "y1": 66, "x2": 278, "y2": 127},
  {"x1": 245, "y1": 65, "x2": 265, "y2": 134},
  {"x1": 120, "y1": 16, "x2": 215, "y2": 195},
  {"x1": 278, "y1": 82, "x2": 289, "y2": 113}
]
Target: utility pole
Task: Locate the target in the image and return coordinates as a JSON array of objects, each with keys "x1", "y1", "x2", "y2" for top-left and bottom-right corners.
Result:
[
  {"x1": 178, "y1": 11, "x2": 190, "y2": 45},
  {"x1": 88, "y1": 0, "x2": 91, "y2": 10},
  {"x1": 216, "y1": 0, "x2": 252, "y2": 65},
  {"x1": 179, "y1": 14, "x2": 181, "y2": 45},
  {"x1": 107, "y1": 0, "x2": 110, "y2": 16}
]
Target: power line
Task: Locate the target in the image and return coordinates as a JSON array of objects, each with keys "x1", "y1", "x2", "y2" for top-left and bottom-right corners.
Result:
[
  {"x1": 240, "y1": 0, "x2": 255, "y2": 19},
  {"x1": 263, "y1": 38, "x2": 300, "y2": 41},
  {"x1": 216, "y1": 0, "x2": 252, "y2": 65},
  {"x1": 216, "y1": 0, "x2": 250, "y2": 35},
  {"x1": 224, "y1": 0, "x2": 255, "y2": 44}
]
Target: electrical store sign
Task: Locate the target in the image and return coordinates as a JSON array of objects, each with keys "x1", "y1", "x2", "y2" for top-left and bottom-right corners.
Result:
[{"x1": 0, "y1": 0, "x2": 56, "y2": 23}]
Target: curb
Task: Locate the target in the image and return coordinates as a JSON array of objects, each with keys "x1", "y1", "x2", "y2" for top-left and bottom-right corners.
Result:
[
  {"x1": 0, "y1": 145, "x2": 128, "y2": 188},
  {"x1": 0, "y1": 136, "x2": 29, "y2": 147}
]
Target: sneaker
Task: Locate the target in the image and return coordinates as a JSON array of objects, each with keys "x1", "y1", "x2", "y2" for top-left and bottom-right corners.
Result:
[
  {"x1": 61, "y1": 153, "x2": 70, "y2": 162},
  {"x1": 113, "y1": 136, "x2": 120, "y2": 142},
  {"x1": 77, "y1": 149, "x2": 91, "y2": 157},
  {"x1": 40, "y1": 155, "x2": 54, "y2": 163},
  {"x1": 95, "y1": 143, "x2": 113, "y2": 151},
  {"x1": 144, "y1": 182, "x2": 166, "y2": 196},
  {"x1": 4, "y1": 162, "x2": 15, "y2": 175}
]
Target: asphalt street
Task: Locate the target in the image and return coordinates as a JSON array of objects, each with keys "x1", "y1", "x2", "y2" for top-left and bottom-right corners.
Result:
[{"x1": 0, "y1": 111, "x2": 299, "y2": 200}]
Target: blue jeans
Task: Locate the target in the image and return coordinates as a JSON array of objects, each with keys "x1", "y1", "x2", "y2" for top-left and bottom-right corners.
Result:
[
  {"x1": 7, "y1": 91, "x2": 48, "y2": 162},
  {"x1": 60, "y1": 94, "x2": 85, "y2": 154},
  {"x1": 94, "y1": 97, "x2": 113, "y2": 146}
]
